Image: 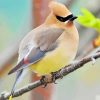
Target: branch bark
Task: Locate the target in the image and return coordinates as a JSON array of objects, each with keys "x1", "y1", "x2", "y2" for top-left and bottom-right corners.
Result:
[{"x1": 0, "y1": 47, "x2": 100, "y2": 100}]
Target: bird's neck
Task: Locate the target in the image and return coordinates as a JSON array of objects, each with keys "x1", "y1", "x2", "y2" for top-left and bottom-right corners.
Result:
[{"x1": 65, "y1": 25, "x2": 79, "y2": 43}]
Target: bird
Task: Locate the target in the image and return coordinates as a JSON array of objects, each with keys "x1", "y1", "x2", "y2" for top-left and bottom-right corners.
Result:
[{"x1": 8, "y1": 1, "x2": 79, "y2": 100}]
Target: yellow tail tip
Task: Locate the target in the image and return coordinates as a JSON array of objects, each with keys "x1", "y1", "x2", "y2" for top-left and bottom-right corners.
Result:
[{"x1": 8, "y1": 95, "x2": 13, "y2": 100}]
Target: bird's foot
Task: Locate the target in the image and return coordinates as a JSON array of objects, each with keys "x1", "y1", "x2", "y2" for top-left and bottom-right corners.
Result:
[
  {"x1": 91, "y1": 56, "x2": 96, "y2": 65},
  {"x1": 51, "y1": 72, "x2": 57, "y2": 84},
  {"x1": 40, "y1": 76, "x2": 48, "y2": 88},
  {"x1": 59, "y1": 68, "x2": 65, "y2": 79}
]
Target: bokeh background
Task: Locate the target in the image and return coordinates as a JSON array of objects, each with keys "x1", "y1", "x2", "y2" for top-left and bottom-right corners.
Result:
[{"x1": 0, "y1": 0, "x2": 100, "y2": 100}]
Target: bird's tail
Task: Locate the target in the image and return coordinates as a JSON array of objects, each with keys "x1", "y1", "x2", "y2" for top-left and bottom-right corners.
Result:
[{"x1": 8, "y1": 70, "x2": 23, "y2": 100}]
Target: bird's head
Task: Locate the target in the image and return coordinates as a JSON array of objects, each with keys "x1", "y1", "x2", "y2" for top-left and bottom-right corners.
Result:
[{"x1": 45, "y1": 1, "x2": 77, "y2": 29}]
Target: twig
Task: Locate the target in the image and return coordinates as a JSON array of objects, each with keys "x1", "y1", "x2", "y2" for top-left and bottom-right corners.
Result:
[{"x1": 0, "y1": 48, "x2": 100, "y2": 100}]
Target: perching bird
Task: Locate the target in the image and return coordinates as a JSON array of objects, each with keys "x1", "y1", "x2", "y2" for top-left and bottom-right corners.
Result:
[{"x1": 8, "y1": 1, "x2": 79, "y2": 99}]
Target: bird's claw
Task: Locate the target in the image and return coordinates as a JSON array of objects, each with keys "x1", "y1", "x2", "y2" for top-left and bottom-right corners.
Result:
[
  {"x1": 51, "y1": 72, "x2": 57, "y2": 84},
  {"x1": 40, "y1": 76, "x2": 48, "y2": 88},
  {"x1": 91, "y1": 56, "x2": 96, "y2": 65},
  {"x1": 59, "y1": 68, "x2": 64, "y2": 79}
]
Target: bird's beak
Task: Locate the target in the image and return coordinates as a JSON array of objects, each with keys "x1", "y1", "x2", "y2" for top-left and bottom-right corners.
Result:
[
  {"x1": 69, "y1": 16, "x2": 77, "y2": 21},
  {"x1": 66, "y1": 15, "x2": 77, "y2": 27}
]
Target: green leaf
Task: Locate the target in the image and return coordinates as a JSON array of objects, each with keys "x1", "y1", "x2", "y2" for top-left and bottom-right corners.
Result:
[
  {"x1": 81, "y1": 8, "x2": 95, "y2": 19},
  {"x1": 93, "y1": 19, "x2": 100, "y2": 31},
  {"x1": 77, "y1": 8, "x2": 100, "y2": 32}
]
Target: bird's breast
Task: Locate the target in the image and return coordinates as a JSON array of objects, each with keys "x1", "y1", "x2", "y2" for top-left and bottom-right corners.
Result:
[{"x1": 30, "y1": 31, "x2": 78, "y2": 76}]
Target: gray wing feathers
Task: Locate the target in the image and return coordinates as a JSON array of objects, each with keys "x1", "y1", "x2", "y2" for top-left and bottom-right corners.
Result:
[
  {"x1": 8, "y1": 26, "x2": 64, "y2": 74},
  {"x1": 8, "y1": 48, "x2": 46, "y2": 74},
  {"x1": 34, "y1": 27, "x2": 64, "y2": 51},
  {"x1": 26, "y1": 47, "x2": 46, "y2": 64}
]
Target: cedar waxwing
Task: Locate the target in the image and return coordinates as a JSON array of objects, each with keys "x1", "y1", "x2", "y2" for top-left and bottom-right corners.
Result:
[{"x1": 8, "y1": 1, "x2": 79, "y2": 100}]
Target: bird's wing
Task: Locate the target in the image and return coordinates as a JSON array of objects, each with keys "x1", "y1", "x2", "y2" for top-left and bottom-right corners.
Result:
[
  {"x1": 8, "y1": 26, "x2": 64, "y2": 74},
  {"x1": 8, "y1": 47, "x2": 45, "y2": 74}
]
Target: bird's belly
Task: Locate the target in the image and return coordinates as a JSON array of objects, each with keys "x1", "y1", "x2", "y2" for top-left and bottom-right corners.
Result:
[{"x1": 30, "y1": 44, "x2": 76, "y2": 76}]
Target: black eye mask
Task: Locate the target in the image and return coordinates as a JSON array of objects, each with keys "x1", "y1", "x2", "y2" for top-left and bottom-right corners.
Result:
[{"x1": 56, "y1": 14, "x2": 77, "y2": 22}]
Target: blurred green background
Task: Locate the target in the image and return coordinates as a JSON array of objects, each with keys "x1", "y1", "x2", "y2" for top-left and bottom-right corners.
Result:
[{"x1": 0, "y1": 0, "x2": 100, "y2": 100}]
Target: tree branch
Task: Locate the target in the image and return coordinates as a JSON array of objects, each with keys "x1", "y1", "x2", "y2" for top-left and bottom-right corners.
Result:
[{"x1": 0, "y1": 47, "x2": 100, "y2": 100}]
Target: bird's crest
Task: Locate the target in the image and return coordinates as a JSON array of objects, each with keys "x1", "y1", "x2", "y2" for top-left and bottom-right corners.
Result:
[{"x1": 49, "y1": 1, "x2": 71, "y2": 17}]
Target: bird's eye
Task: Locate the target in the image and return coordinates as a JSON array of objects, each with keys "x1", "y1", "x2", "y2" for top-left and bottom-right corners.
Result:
[
  {"x1": 56, "y1": 14, "x2": 74, "y2": 22},
  {"x1": 56, "y1": 16, "x2": 66, "y2": 22}
]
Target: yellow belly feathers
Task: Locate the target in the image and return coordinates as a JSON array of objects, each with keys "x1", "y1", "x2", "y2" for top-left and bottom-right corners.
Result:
[{"x1": 29, "y1": 32, "x2": 77, "y2": 76}]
